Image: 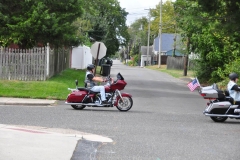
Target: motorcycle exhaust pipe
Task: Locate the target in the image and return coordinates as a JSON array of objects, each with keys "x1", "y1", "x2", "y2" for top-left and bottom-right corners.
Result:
[
  {"x1": 65, "y1": 102, "x2": 84, "y2": 105},
  {"x1": 204, "y1": 113, "x2": 240, "y2": 118},
  {"x1": 65, "y1": 102, "x2": 96, "y2": 106},
  {"x1": 65, "y1": 102, "x2": 104, "y2": 107}
]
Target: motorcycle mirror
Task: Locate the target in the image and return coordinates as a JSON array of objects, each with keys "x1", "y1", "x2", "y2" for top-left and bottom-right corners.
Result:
[{"x1": 75, "y1": 80, "x2": 78, "y2": 86}]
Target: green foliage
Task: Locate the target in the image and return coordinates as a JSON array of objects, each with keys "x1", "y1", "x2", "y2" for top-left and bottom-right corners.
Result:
[
  {"x1": 128, "y1": 0, "x2": 176, "y2": 60},
  {"x1": 81, "y1": 0, "x2": 130, "y2": 56},
  {"x1": 0, "y1": 0, "x2": 129, "y2": 53},
  {"x1": 151, "y1": 0, "x2": 176, "y2": 35},
  {"x1": 132, "y1": 54, "x2": 140, "y2": 66},
  {"x1": 127, "y1": 54, "x2": 139, "y2": 66},
  {"x1": 215, "y1": 57, "x2": 240, "y2": 89},
  {"x1": 0, "y1": 0, "x2": 84, "y2": 48},
  {"x1": 174, "y1": 0, "x2": 240, "y2": 83},
  {"x1": 130, "y1": 44, "x2": 141, "y2": 57},
  {"x1": 128, "y1": 17, "x2": 149, "y2": 46},
  {"x1": 217, "y1": 58, "x2": 240, "y2": 80},
  {"x1": 127, "y1": 60, "x2": 133, "y2": 66}
]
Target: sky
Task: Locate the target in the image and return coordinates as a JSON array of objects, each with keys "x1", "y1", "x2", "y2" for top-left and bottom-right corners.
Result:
[{"x1": 118, "y1": 0, "x2": 168, "y2": 26}]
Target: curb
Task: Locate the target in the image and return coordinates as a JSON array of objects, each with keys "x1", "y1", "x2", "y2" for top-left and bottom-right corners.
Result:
[
  {"x1": 0, "y1": 97, "x2": 57, "y2": 106},
  {"x1": 0, "y1": 124, "x2": 113, "y2": 143},
  {"x1": 0, "y1": 102, "x2": 56, "y2": 106}
]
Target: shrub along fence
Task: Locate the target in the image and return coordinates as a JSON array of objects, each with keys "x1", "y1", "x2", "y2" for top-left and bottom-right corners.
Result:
[{"x1": 0, "y1": 44, "x2": 70, "y2": 81}]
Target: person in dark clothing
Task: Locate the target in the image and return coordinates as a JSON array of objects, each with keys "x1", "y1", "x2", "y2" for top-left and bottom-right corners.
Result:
[{"x1": 84, "y1": 64, "x2": 108, "y2": 104}]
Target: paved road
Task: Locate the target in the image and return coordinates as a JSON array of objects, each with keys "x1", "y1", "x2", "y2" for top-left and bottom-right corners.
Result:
[{"x1": 0, "y1": 60, "x2": 240, "y2": 160}]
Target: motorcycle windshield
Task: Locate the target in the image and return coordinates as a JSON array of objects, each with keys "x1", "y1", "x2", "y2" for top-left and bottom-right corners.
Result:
[{"x1": 117, "y1": 73, "x2": 124, "y2": 80}]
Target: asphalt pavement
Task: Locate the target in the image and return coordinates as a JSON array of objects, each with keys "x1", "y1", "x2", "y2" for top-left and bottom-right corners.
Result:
[
  {"x1": 0, "y1": 98, "x2": 113, "y2": 160},
  {"x1": 0, "y1": 72, "x2": 192, "y2": 160}
]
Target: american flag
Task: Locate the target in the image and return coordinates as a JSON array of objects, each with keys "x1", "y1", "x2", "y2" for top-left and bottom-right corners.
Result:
[{"x1": 187, "y1": 78, "x2": 200, "y2": 91}]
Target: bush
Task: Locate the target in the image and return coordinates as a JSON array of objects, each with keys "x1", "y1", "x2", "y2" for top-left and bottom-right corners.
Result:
[{"x1": 127, "y1": 60, "x2": 133, "y2": 66}]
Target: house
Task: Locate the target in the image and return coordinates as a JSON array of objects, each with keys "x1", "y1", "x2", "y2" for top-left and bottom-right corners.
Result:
[
  {"x1": 132, "y1": 34, "x2": 185, "y2": 66},
  {"x1": 140, "y1": 46, "x2": 156, "y2": 66},
  {"x1": 153, "y1": 33, "x2": 183, "y2": 56}
]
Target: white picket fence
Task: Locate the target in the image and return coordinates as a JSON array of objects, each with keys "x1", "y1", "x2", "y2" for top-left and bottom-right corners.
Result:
[{"x1": 0, "y1": 44, "x2": 69, "y2": 81}]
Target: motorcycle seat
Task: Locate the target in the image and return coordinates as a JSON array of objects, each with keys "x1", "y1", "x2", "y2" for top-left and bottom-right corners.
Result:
[
  {"x1": 77, "y1": 87, "x2": 90, "y2": 91},
  {"x1": 225, "y1": 96, "x2": 234, "y2": 104},
  {"x1": 224, "y1": 90, "x2": 230, "y2": 96},
  {"x1": 77, "y1": 87, "x2": 99, "y2": 94}
]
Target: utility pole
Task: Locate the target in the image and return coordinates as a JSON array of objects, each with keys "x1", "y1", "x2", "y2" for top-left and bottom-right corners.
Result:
[
  {"x1": 158, "y1": 0, "x2": 162, "y2": 68},
  {"x1": 138, "y1": 41, "x2": 141, "y2": 67},
  {"x1": 127, "y1": 45, "x2": 129, "y2": 60},
  {"x1": 124, "y1": 47, "x2": 126, "y2": 65},
  {"x1": 145, "y1": 8, "x2": 151, "y2": 66},
  {"x1": 184, "y1": 37, "x2": 190, "y2": 76},
  {"x1": 173, "y1": 23, "x2": 177, "y2": 57}
]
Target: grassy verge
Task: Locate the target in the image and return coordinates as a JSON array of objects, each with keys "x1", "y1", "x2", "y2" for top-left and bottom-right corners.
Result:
[
  {"x1": 146, "y1": 65, "x2": 195, "y2": 79},
  {"x1": 0, "y1": 65, "x2": 194, "y2": 100},
  {"x1": 0, "y1": 68, "x2": 87, "y2": 100}
]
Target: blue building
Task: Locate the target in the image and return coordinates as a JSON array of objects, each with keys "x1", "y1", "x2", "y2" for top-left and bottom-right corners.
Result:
[{"x1": 153, "y1": 33, "x2": 183, "y2": 56}]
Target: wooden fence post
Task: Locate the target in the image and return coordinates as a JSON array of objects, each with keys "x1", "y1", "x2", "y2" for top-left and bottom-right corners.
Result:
[{"x1": 46, "y1": 43, "x2": 49, "y2": 77}]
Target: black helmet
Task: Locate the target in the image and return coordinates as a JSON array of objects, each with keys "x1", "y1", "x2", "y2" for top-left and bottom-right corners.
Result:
[
  {"x1": 229, "y1": 73, "x2": 239, "y2": 81},
  {"x1": 87, "y1": 64, "x2": 95, "y2": 71}
]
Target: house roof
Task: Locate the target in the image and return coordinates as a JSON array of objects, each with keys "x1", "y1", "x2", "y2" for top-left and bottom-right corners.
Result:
[{"x1": 153, "y1": 33, "x2": 181, "y2": 52}]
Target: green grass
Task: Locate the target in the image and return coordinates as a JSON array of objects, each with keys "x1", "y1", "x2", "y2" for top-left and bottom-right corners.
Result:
[
  {"x1": 0, "y1": 68, "x2": 87, "y2": 100},
  {"x1": 146, "y1": 65, "x2": 195, "y2": 79},
  {"x1": 0, "y1": 65, "x2": 193, "y2": 100}
]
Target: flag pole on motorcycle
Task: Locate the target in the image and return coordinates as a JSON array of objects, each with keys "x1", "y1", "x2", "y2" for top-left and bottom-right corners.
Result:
[
  {"x1": 90, "y1": 42, "x2": 107, "y2": 76},
  {"x1": 187, "y1": 77, "x2": 201, "y2": 91}
]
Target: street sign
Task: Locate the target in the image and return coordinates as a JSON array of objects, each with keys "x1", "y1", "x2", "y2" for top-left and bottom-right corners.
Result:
[{"x1": 90, "y1": 42, "x2": 107, "y2": 60}]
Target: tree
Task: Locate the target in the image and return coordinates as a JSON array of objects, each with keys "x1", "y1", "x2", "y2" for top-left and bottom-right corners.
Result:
[
  {"x1": 128, "y1": 17, "x2": 149, "y2": 50},
  {"x1": 174, "y1": 0, "x2": 202, "y2": 76},
  {"x1": 79, "y1": 0, "x2": 130, "y2": 56},
  {"x1": 150, "y1": 0, "x2": 176, "y2": 36},
  {"x1": 127, "y1": 0, "x2": 176, "y2": 59},
  {"x1": 174, "y1": 0, "x2": 240, "y2": 83},
  {"x1": 0, "y1": 0, "x2": 84, "y2": 48}
]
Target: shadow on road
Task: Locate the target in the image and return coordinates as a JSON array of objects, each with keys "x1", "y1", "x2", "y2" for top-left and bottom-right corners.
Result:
[{"x1": 65, "y1": 108, "x2": 153, "y2": 114}]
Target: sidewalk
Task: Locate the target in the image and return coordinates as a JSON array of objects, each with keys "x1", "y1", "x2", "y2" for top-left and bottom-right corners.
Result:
[
  {"x1": 0, "y1": 124, "x2": 113, "y2": 160},
  {"x1": 0, "y1": 97, "x2": 57, "y2": 106},
  {"x1": 0, "y1": 98, "x2": 113, "y2": 160},
  {"x1": 0, "y1": 124, "x2": 80, "y2": 160}
]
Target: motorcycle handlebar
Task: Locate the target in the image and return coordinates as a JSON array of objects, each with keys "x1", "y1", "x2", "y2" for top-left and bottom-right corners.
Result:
[{"x1": 68, "y1": 88, "x2": 77, "y2": 91}]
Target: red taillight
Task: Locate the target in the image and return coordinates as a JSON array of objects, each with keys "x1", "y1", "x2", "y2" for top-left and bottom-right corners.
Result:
[
  {"x1": 207, "y1": 102, "x2": 210, "y2": 106},
  {"x1": 200, "y1": 93, "x2": 206, "y2": 97}
]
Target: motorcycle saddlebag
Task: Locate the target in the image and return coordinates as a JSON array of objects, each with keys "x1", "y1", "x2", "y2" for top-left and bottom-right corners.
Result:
[{"x1": 67, "y1": 90, "x2": 87, "y2": 103}]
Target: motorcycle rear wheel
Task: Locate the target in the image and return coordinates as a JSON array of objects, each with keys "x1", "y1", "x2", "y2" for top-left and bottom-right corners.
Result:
[
  {"x1": 116, "y1": 97, "x2": 133, "y2": 112},
  {"x1": 71, "y1": 105, "x2": 86, "y2": 110},
  {"x1": 210, "y1": 116, "x2": 228, "y2": 122}
]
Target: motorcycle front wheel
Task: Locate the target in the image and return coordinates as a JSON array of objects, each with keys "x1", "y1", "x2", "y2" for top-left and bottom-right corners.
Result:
[
  {"x1": 210, "y1": 116, "x2": 228, "y2": 122},
  {"x1": 71, "y1": 105, "x2": 86, "y2": 110},
  {"x1": 116, "y1": 97, "x2": 133, "y2": 112}
]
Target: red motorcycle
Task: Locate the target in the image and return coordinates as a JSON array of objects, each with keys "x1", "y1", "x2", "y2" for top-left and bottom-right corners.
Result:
[{"x1": 65, "y1": 73, "x2": 133, "y2": 111}]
